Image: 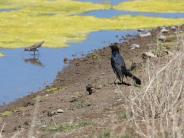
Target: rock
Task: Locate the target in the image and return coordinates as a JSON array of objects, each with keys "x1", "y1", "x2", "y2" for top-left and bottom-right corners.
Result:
[
  {"x1": 70, "y1": 96, "x2": 78, "y2": 102},
  {"x1": 95, "y1": 84, "x2": 102, "y2": 89},
  {"x1": 24, "y1": 101, "x2": 34, "y2": 107},
  {"x1": 47, "y1": 111, "x2": 56, "y2": 117},
  {"x1": 130, "y1": 44, "x2": 140, "y2": 50},
  {"x1": 158, "y1": 34, "x2": 167, "y2": 42},
  {"x1": 64, "y1": 58, "x2": 68, "y2": 64},
  {"x1": 142, "y1": 52, "x2": 157, "y2": 59},
  {"x1": 41, "y1": 125, "x2": 47, "y2": 128},
  {"x1": 86, "y1": 84, "x2": 95, "y2": 95},
  {"x1": 160, "y1": 27, "x2": 169, "y2": 33},
  {"x1": 14, "y1": 127, "x2": 17, "y2": 131},
  {"x1": 139, "y1": 31, "x2": 151, "y2": 37},
  {"x1": 24, "y1": 121, "x2": 29, "y2": 126},
  {"x1": 164, "y1": 50, "x2": 174, "y2": 56},
  {"x1": 137, "y1": 29, "x2": 145, "y2": 32},
  {"x1": 117, "y1": 99, "x2": 122, "y2": 102},
  {"x1": 75, "y1": 62, "x2": 80, "y2": 66},
  {"x1": 57, "y1": 109, "x2": 64, "y2": 113},
  {"x1": 171, "y1": 26, "x2": 177, "y2": 31},
  {"x1": 86, "y1": 103, "x2": 91, "y2": 106}
]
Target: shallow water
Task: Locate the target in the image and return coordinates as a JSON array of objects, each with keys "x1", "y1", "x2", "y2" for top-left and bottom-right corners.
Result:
[
  {"x1": 82, "y1": 9, "x2": 184, "y2": 19},
  {"x1": 79, "y1": 0, "x2": 129, "y2": 5},
  {"x1": 0, "y1": 30, "x2": 137, "y2": 104},
  {"x1": 0, "y1": 9, "x2": 17, "y2": 12}
]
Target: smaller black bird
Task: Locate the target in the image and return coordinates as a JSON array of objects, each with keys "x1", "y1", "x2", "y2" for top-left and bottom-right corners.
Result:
[{"x1": 110, "y1": 43, "x2": 141, "y2": 85}]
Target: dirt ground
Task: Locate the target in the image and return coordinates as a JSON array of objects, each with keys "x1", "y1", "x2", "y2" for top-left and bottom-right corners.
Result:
[{"x1": 0, "y1": 25, "x2": 183, "y2": 138}]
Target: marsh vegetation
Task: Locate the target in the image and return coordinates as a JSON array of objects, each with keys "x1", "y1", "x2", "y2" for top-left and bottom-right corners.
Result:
[{"x1": 0, "y1": 0, "x2": 184, "y2": 49}]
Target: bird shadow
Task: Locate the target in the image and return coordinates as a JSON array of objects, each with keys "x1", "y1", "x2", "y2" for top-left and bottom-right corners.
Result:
[{"x1": 115, "y1": 81, "x2": 131, "y2": 86}]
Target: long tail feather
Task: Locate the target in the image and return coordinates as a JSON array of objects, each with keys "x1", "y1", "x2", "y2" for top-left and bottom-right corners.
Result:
[
  {"x1": 132, "y1": 75, "x2": 141, "y2": 85},
  {"x1": 124, "y1": 70, "x2": 141, "y2": 85}
]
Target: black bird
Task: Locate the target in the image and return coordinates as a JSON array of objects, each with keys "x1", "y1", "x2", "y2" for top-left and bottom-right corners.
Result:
[
  {"x1": 110, "y1": 44, "x2": 141, "y2": 85},
  {"x1": 24, "y1": 41, "x2": 44, "y2": 55}
]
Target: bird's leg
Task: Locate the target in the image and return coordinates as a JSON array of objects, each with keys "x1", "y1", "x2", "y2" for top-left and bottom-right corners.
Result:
[
  {"x1": 33, "y1": 53, "x2": 36, "y2": 59},
  {"x1": 121, "y1": 75, "x2": 124, "y2": 84},
  {"x1": 37, "y1": 50, "x2": 40, "y2": 57},
  {"x1": 114, "y1": 77, "x2": 118, "y2": 85}
]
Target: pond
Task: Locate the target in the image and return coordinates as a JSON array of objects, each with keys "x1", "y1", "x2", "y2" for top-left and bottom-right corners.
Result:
[
  {"x1": 0, "y1": 9, "x2": 17, "y2": 12},
  {"x1": 81, "y1": 9, "x2": 184, "y2": 19},
  {"x1": 79, "y1": 0, "x2": 130, "y2": 5},
  {"x1": 0, "y1": 30, "x2": 137, "y2": 104}
]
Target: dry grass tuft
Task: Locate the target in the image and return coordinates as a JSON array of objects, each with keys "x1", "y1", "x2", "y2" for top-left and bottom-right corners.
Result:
[{"x1": 122, "y1": 32, "x2": 184, "y2": 138}]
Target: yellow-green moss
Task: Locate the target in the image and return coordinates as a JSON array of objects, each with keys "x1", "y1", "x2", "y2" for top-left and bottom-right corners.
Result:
[
  {"x1": 44, "y1": 86, "x2": 66, "y2": 94},
  {"x1": 0, "y1": 53, "x2": 5, "y2": 57},
  {"x1": 1, "y1": 13, "x2": 184, "y2": 49},
  {"x1": 45, "y1": 87, "x2": 60, "y2": 94},
  {"x1": 47, "y1": 120, "x2": 94, "y2": 132},
  {"x1": 0, "y1": 117, "x2": 2, "y2": 123},
  {"x1": 1, "y1": 0, "x2": 184, "y2": 49},
  {"x1": 0, "y1": 111, "x2": 12, "y2": 117},
  {"x1": 0, "y1": 0, "x2": 109, "y2": 14},
  {"x1": 115, "y1": 0, "x2": 184, "y2": 13},
  {"x1": 13, "y1": 107, "x2": 26, "y2": 113}
]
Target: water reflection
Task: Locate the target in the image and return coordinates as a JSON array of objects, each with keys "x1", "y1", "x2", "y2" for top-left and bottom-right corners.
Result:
[{"x1": 24, "y1": 55, "x2": 44, "y2": 67}]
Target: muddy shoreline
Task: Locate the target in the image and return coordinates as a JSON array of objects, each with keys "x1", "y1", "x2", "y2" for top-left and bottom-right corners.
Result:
[
  {"x1": 0, "y1": 28, "x2": 155, "y2": 112},
  {"x1": 0, "y1": 25, "x2": 183, "y2": 137}
]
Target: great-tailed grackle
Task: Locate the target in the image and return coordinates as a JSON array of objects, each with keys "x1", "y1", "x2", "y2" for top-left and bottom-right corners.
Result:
[{"x1": 110, "y1": 43, "x2": 141, "y2": 85}]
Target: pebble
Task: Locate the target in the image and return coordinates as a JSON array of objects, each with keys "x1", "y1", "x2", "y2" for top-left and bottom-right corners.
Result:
[
  {"x1": 160, "y1": 27, "x2": 169, "y2": 33},
  {"x1": 86, "y1": 84, "x2": 95, "y2": 95},
  {"x1": 64, "y1": 58, "x2": 68, "y2": 64},
  {"x1": 164, "y1": 50, "x2": 174, "y2": 56},
  {"x1": 158, "y1": 34, "x2": 167, "y2": 42},
  {"x1": 57, "y1": 109, "x2": 64, "y2": 113},
  {"x1": 139, "y1": 32, "x2": 151, "y2": 37},
  {"x1": 137, "y1": 29, "x2": 145, "y2": 32},
  {"x1": 130, "y1": 44, "x2": 140, "y2": 50},
  {"x1": 47, "y1": 111, "x2": 56, "y2": 117},
  {"x1": 142, "y1": 52, "x2": 157, "y2": 59},
  {"x1": 96, "y1": 84, "x2": 102, "y2": 89},
  {"x1": 171, "y1": 26, "x2": 177, "y2": 31}
]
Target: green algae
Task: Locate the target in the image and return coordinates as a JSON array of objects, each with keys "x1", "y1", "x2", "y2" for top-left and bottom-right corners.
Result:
[
  {"x1": 47, "y1": 120, "x2": 94, "y2": 132},
  {"x1": 1, "y1": 0, "x2": 184, "y2": 49},
  {"x1": 0, "y1": 52, "x2": 5, "y2": 57},
  {"x1": 45, "y1": 87, "x2": 60, "y2": 94},
  {"x1": 115, "y1": 0, "x2": 184, "y2": 13},
  {"x1": 0, "y1": 111, "x2": 12, "y2": 117}
]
